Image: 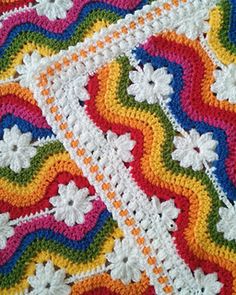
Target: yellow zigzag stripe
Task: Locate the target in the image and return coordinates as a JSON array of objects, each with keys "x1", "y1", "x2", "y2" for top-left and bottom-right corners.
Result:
[
  {"x1": 0, "y1": 152, "x2": 81, "y2": 206},
  {"x1": 3, "y1": 228, "x2": 123, "y2": 295},
  {"x1": 208, "y1": 7, "x2": 236, "y2": 65},
  {"x1": 95, "y1": 60, "x2": 236, "y2": 291}
]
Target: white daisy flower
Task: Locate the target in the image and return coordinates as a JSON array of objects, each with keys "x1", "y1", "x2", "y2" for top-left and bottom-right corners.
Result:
[
  {"x1": 194, "y1": 268, "x2": 223, "y2": 295},
  {"x1": 127, "y1": 63, "x2": 173, "y2": 104},
  {"x1": 151, "y1": 198, "x2": 180, "y2": 232},
  {"x1": 49, "y1": 181, "x2": 95, "y2": 226},
  {"x1": 58, "y1": 68, "x2": 90, "y2": 101},
  {"x1": 217, "y1": 203, "x2": 236, "y2": 241},
  {"x1": 0, "y1": 125, "x2": 37, "y2": 173},
  {"x1": 107, "y1": 131, "x2": 136, "y2": 162},
  {"x1": 211, "y1": 64, "x2": 236, "y2": 104},
  {"x1": 28, "y1": 261, "x2": 71, "y2": 295},
  {"x1": 106, "y1": 238, "x2": 144, "y2": 284},
  {"x1": 68, "y1": 76, "x2": 90, "y2": 101},
  {"x1": 0, "y1": 213, "x2": 14, "y2": 250},
  {"x1": 171, "y1": 129, "x2": 218, "y2": 171},
  {"x1": 35, "y1": 0, "x2": 73, "y2": 21},
  {"x1": 16, "y1": 51, "x2": 43, "y2": 88},
  {"x1": 176, "y1": 8, "x2": 210, "y2": 40}
]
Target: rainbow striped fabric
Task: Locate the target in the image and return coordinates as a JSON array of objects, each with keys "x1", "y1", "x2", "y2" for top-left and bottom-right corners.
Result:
[{"x1": 0, "y1": 0, "x2": 236, "y2": 294}]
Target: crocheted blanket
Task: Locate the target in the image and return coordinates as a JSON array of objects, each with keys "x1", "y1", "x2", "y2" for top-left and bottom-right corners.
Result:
[{"x1": 0, "y1": 0, "x2": 236, "y2": 294}]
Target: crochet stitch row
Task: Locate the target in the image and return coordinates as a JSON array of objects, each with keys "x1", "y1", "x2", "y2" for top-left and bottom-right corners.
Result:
[
  {"x1": 208, "y1": 0, "x2": 236, "y2": 64},
  {"x1": 33, "y1": 1, "x2": 236, "y2": 295},
  {"x1": 1, "y1": 0, "x2": 236, "y2": 294},
  {"x1": 0, "y1": 1, "x2": 157, "y2": 294},
  {"x1": 0, "y1": 0, "x2": 154, "y2": 80},
  {"x1": 34, "y1": 1, "x2": 233, "y2": 294}
]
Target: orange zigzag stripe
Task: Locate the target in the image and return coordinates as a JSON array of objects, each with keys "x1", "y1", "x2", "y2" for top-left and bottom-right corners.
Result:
[
  {"x1": 92, "y1": 57, "x2": 236, "y2": 292},
  {"x1": 71, "y1": 273, "x2": 153, "y2": 295},
  {"x1": 0, "y1": 152, "x2": 81, "y2": 206}
]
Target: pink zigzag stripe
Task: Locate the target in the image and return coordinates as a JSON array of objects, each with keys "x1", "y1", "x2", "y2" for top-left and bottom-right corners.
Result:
[
  {"x1": 0, "y1": 199, "x2": 106, "y2": 265},
  {"x1": 0, "y1": 0, "x2": 141, "y2": 46}
]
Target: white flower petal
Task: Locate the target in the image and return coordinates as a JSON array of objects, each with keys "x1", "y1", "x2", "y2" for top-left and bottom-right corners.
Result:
[
  {"x1": 127, "y1": 83, "x2": 140, "y2": 96},
  {"x1": 16, "y1": 52, "x2": 42, "y2": 88},
  {"x1": 106, "y1": 131, "x2": 136, "y2": 163},
  {"x1": 106, "y1": 238, "x2": 143, "y2": 284},
  {"x1": 35, "y1": 0, "x2": 73, "y2": 20},
  {"x1": 28, "y1": 276, "x2": 41, "y2": 289},
  {"x1": 50, "y1": 181, "x2": 93, "y2": 225},
  {"x1": 0, "y1": 237, "x2": 7, "y2": 250},
  {"x1": 194, "y1": 268, "x2": 223, "y2": 295},
  {"x1": 28, "y1": 261, "x2": 71, "y2": 295},
  {"x1": 217, "y1": 203, "x2": 236, "y2": 241},
  {"x1": 0, "y1": 213, "x2": 14, "y2": 249},
  {"x1": 171, "y1": 149, "x2": 186, "y2": 161},
  {"x1": 172, "y1": 129, "x2": 218, "y2": 171},
  {"x1": 128, "y1": 63, "x2": 173, "y2": 104},
  {"x1": 129, "y1": 71, "x2": 144, "y2": 84},
  {"x1": 176, "y1": 9, "x2": 209, "y2": 40},
  {"x1": 0, "y1": 212, "x2": 10, "y2": 224},
  {"x1": 212, "y1": 64, "x2": 236, "y2": 103}
]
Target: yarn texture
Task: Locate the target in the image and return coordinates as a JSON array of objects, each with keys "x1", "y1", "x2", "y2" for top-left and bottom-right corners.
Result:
[{"x1": 0, "y1": 0, "x2": 236, "y2": 294}]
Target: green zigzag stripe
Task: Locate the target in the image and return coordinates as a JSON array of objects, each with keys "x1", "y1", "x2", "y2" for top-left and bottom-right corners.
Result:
[
  {"x1": 218, "y1": 0, "x2": 236, "y2": 54},
  {"x1": 0, "y1": 218, "x2": 117, "y2": 289},
  {"x1": 0, "y1": 141, "x2": 65, "y2": 185},
  {"x1": 116, "y1": 57, "x2": 236, "y2": 252},
  {"x1": 0, "y1": 10, "x2": 118, "y2": 75}
]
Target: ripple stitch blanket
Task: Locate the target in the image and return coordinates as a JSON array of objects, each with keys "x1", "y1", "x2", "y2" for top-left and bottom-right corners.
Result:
[{"x1": 0, "y1": 0, "x2": 236, "y2": 294}]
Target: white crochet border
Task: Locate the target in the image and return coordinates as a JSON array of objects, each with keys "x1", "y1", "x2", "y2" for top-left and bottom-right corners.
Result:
[{"x1": 31, "y1": 0, "x2": 223, "y2": 294}]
